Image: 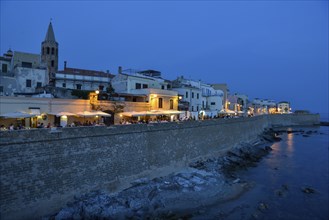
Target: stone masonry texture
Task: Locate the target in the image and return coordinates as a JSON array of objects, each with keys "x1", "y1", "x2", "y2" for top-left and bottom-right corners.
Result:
[{"x1": 0, "y1": 114, "x2": 320, "y2": 220}]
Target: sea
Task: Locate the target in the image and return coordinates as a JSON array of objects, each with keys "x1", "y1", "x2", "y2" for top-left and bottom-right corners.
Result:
[{"x1": 192, "y1": 114, "x2": 329, "y2": 220}]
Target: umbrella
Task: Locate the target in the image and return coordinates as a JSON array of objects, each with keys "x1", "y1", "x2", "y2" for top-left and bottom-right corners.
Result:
[
  {"x1": 219, "y1": 109, "x2": 235, "y2": 114},
  {"x1": 94, "y1": 111, "x2": 111, "y2": 117},
  {"x1": 48, "y1": 111, "x2": 77, "y2": 117},
  {"x1": 76, "y1": 111, "x2": 97, "y2": 117},
  {"x1": 0, "y1": 111, "x2": 36, "y2": 118}
]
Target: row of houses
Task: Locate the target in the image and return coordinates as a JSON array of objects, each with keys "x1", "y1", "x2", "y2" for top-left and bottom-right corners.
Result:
[{"x1": 0, "y1": 22, "x2": 291, "y2": 128}]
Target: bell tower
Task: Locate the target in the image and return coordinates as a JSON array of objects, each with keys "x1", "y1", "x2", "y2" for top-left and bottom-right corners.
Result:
[{"x1": 41, "y1": 21, "x2": 58, "y2": 85}]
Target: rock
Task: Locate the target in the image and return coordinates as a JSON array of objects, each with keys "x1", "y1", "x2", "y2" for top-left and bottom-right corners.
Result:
[
  {"x1": 251, "y1": 212, "x2": 259, "y2": 219},
  {"x1": 131, "y1": 177, "x2": 149, "y2": 187},
  {"x1": 193, "y1": 185, "x2": 203, "y2": 191},
  {"x1": 257, "y1": 202, "x2": 268, "y2": 212},
  {"x1": 281, "y1": 184, "x2": 289, "y2": 190},
  {"x1": 129, "y1": 198, "x2": 149, "y2": 211},
  {"x1": 174, "y1": 176, "x2": 193, "y2": 188},
  {"x1": 54, "y1": 207, "x2": 75, "y2": 220},
  {"x1": 301, "y1": 187, "x2": 316, "y2": 194},
  {"x1": 275, "y1": 189, "x2": 284, "y2": 197},
  {"x1": 233, "y1": 178, "x2": 240, "y2": 184},
  {"x1": 190, "y1": 175, "x2": 205, "y2": 185}
]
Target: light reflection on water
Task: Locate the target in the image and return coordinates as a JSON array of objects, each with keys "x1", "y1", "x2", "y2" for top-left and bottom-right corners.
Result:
[
  {"x1": 286, "y1": 133, "x2": 294, "y2": 152},
  {"x1": 233, "y1": 126, "x2": 328, "y2": 220}
]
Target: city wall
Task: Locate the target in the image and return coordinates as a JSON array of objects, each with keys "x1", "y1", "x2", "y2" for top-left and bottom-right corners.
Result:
[{"x1": 0, "y1": 114, "x2": 320, "y2": 220}]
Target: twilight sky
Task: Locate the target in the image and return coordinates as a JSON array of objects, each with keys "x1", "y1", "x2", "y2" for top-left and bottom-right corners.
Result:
[{"x1": 1, "y1": 1, "x2": 328, "y2": 114}]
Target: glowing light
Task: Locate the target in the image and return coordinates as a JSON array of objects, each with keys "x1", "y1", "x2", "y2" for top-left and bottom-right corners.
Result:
[{"x1": 95, "y1": 90, "x2": 100, "y2": 94}]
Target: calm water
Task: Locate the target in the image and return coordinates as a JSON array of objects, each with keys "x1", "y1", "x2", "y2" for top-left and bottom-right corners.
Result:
[{"x1": 194, "y1": 126, "x2": 329, "y2": 220}]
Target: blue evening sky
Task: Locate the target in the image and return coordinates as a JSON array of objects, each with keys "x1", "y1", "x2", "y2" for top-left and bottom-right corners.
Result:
[{"x1": 1, "y1": 1, "x2": 328, "y2": 114}]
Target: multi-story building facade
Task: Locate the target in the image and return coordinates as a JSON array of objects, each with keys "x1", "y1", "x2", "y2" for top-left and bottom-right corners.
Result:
[
  {"x1": 54, "y1": 64, "x2": 114, "y2": 94},
  {"x1": 0, "y1": 51, "x2": 48, "y2": 96},
  {"x1": 111, "y1": 69, "x2": 178, "y2": 112},
  {"x1": 211, "y1": 83, "x2": 228, "y2": 109},
  {"x1": 277, "y1": 101, "x2": 291, "y2": 114},
  {"x1": 171, "y1": 76, "x2": 223, "y2": 119},
  {"x1": 0, "y1": 50, "x2": 13, "y2": 96},
  {"x1": 251, "y1": 98, "x2": 277, "y2": 115},
  {"x1": 200, "y1": 82, "x2": 223, "y2": 116},
  {"x1": 0, "y1": 22, "x2": 60, "y2": 97}
]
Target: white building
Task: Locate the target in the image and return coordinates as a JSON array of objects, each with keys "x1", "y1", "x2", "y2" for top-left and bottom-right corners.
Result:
[
  {"x1": 0, "y1": 50, "x2": 48, "y2": 96},
  {"x1": 111, "y1": 69, "x2": 170, "y2": 93},
  {"x1": 277, "y1": 101, "x2": 291, "y2": 114},
  {"x1": 111, "y1": 69, "x2": 178, "y2": 112},
  {"x1": 171, "y1": 76, "x2": 223, "y2": 119},
  {"x1": 251, "y1": 98, "x2": 276, "y2": 115},
  {"x1": 54, "y1": 64, "x2": 114, "y2": 92}
]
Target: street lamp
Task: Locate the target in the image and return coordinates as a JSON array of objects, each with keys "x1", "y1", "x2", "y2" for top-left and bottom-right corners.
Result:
[{"x1": 95, "y1": 90, "x2": 100, "y2": 95}]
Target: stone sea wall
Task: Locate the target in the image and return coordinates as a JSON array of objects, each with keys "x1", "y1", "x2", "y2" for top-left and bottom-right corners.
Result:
[{"x1": 0, "y1": 114, "x2": 319, "y2": 220}]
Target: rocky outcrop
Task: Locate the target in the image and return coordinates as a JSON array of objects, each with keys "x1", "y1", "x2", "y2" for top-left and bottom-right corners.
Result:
[{"x1": 45, "y1": 130, "x2": 279, "y2": 220}]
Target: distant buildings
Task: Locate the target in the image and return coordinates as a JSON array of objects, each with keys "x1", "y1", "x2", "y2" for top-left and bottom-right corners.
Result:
[{"x1": 277, "y1": 101, "x2": 291, "y2": 114}]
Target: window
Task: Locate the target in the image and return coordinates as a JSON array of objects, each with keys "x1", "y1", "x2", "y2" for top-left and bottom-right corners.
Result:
[
  {"x1": 161, "y1": 85, "x2": 165, "y2": 90},
  {"x1": 22, "y1": 62, "x2": 32, "y2": 68},
  {"x1": 47, "y1": 47, "x2": 50, "y2": 54},
  {"x1": 192, "y1": 92, "x2": 194, "y2": 98},
  {"x1": 133, "y1": 97, "x2": 137, "y2": 102},
  {"x1": 76, "y1": 84, "x2": 82, "y2": 90},
  {"x1": 51, "y1": 48, "x2": 54, "y2": 55},
  {"x1": 211, "y1": 102, "x2": 216, "y2": 105},
  {"x1": 2, "y1": 64, "x2": 7, "y2": 73},
  {"x1": 99, "y1": 85, "x2": 104, "y2": 91},
  {"x1": 158, "y1": 98, "x2": 163, "y2": 108},
  {"x1": 192, "y1": 106, "x2": 194, "y2": 111},
  {"x1": 186, "y1": 91, "x2": 188, "y2": 98},
  {"x1": 197, "y1": 93, "x2": 199, "y2": 99},
  {"x1": 202, "y1": 101, "x2": 205, "y2": 108},
  {"x1": 167, "y1": 84, "x2": 171, "y2": 89},
  {"x1": 0, "y1": 86, "x2": 3, "y2": 93},
  {"x1": 170, "y1": 99, "x2": 173, "y2": 109},
  {"x1": 51, "y1": 60, "x2": 54, "y2": 67},
  {"x1": 62, "y1": 83, "x2": 66, "y2": 88},
  {"x1": 197, "y1": 106, "x2": 199, "y2": 111},
  {"x1": 36, "y1": 82, "x2": 42, "y2": 88},
  {"x1": 26, "y1": 79, "x2": 32, "y2": 87},
  {"x1": 135, "y1": 83, "x2": 141, "y2": 89},
  {"x1": 142, "y1": 84, "x2": 148, "y2": 89}
]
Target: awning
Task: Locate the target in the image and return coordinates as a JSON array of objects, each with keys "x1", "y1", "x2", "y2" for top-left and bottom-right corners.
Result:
[
  {"x1": 48, "y1": 111, "x2": 77, "y2": 117},
  {"x1": 76, "y1": 111, "x2": 98, "y2": 117},
  {"x1": 121, "y1": 110, "x2": 184, "y2": 117},
  {"x1": 219, "y1": 109, "x2": 236, "y2": 114},
  {"x1": 0, "y1": 111, "x2": 37, "y2": 118},
  {"x1": 94, "y1": 111, "x2": 111, "y2": 117},
  {"x1": 29, "y1": 108, "x2": 41, "y2": 115}
]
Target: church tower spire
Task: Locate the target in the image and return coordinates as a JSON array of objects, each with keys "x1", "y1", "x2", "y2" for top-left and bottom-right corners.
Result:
[{"x1": 41, "y1": 21, "x2": 58, "y2": 85}]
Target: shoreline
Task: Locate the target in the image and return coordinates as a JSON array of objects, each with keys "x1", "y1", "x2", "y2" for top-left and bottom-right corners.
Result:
[{"x1": 45, "y1": 130, "x2": 279, "y2": 219}]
